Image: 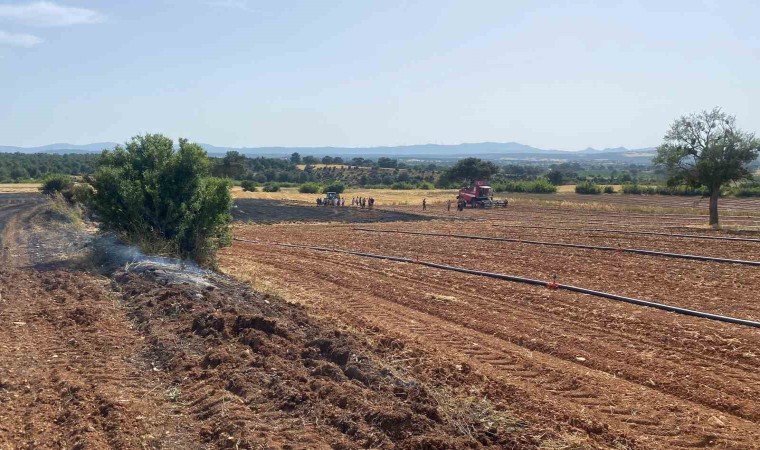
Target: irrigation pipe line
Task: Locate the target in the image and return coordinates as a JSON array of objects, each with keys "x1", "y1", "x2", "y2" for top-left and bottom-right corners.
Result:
[
  {"x1": 353, "y1": 228, "x2": 760, "y2": 267},
  {"x1": 490, "y1": 224, "x2": 760, "y2": 243},
  {"x1": 233, "y1": 237, "x2": 760, "y2": 329}
]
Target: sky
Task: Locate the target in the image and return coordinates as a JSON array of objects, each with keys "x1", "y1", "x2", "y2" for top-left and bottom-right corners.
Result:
[{"x1": 0, "y1": 0, "x2": 758, "y2": 150}]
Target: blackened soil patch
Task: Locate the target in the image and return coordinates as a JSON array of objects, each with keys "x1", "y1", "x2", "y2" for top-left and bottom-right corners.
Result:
[{"x1": 233, "y1": 199, "x2": 433, "y2": 224}]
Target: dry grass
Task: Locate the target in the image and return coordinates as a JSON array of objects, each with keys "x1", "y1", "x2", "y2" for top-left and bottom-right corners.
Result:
[
  {"x1": 231, "y1": 186, "x2": 459, "y2": 206},
  {"x1": 0, "y1": 183, "x2": 41, "y2": 193},
  {"x1": 427, "y1": 385, "x2": 524, "y2": 440}
]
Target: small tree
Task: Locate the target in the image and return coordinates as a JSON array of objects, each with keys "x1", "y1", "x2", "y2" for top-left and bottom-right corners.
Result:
[
  {"x1": 547, "y1": 170, "x2": 564, "y2": 186},
  {"x1": 91, "y1": 134, "x2": 232, "y2": 263},
  {"x1": 442, "y1": 158, "x2": 499, "y2": 185},
  {"x1": 290, "y1": 152, "x2": 302, "y2": 164},
  {"x1": 654, "y1": 108, "x2": 759, "y2": 226}
]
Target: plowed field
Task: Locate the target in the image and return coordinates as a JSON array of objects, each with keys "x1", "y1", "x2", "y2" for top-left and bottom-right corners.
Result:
[{"x1": 221, "y1": 199, "x2": 760, "y2": 449}]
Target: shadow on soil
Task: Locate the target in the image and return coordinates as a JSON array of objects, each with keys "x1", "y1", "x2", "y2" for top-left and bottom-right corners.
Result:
[{"x1": 233, "y1": 199, "x2": 434, "y2": 224}]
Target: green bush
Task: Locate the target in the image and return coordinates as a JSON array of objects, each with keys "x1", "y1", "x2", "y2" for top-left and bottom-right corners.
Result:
[
  {"x1": 734, "y1": 186, "x2": 760, "y2": 197},
  {"x1": 40, "y1": 174, "x2": 74, "y2": 196},
  {"x1": 417, "y1": 181, "x2": 435, "y2": 190},
  {"x1": 90, "y1": 134, "x2": 233, "y2": 264},
  {"x1": 298, "y1": 182, "x2": 321, "y2": 194},
  {"x1": 654, "y1": 185, "x2": 707, "y2": 196},
  {"x1": 575, "y1": 181, "x2": 601, "y2": 194},
  {"x1": 70, "y1": 183, "x2": 94, "y2": 205},
  {"x1": 622, "y1": 184, "x2": 706, "y2": 196},
  {"x1": 323, "y1": 181, "x2": 346, "y2": 194},
  {"x1": 240, "y1": 180, "x2": 256, "y2": 192},
  {"x1": 493, "y1": 178, "x2": 557, "y2": 193},
  {"x1": 262, "y1": 182, "x2": 280, "y2": 192},
  {"x1": 391, "y1": 182, "x2": 416, "y2": 190},
  {"x1": 732, "y1": 182, "x2": 760, "y2": 197},
  {"x1": 603, "y1": 185, "x2": 615, "y2": 194}
]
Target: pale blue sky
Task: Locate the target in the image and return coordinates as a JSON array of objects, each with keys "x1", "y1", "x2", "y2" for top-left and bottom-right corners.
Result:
[{"x1": 1, "y1": 0, "x2": 758, "y2": 150}]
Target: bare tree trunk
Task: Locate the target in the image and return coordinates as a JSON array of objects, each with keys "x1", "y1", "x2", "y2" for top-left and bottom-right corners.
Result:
[{"x1": 709, "y1": 185, "x2": 720, "y2": 228}]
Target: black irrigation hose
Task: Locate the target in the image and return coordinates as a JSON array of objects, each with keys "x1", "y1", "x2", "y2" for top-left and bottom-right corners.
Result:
[
  {"x1": 491, "y1": 224, "x2": 760, "y2": 243},
  {"x1": 354, "y1": 228, "x2": 760, "y2": 267},
  {"x1": 233, "y1": 237, "x2": 760, "y2": 329}
]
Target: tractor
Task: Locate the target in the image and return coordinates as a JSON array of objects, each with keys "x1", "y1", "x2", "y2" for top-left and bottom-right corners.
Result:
[
  {"x1": 457, "y1": 180, "x2": 507, "y2": 208},
  {"x1": 322, "y1": 191, "x2": 340, "y2": 206}
]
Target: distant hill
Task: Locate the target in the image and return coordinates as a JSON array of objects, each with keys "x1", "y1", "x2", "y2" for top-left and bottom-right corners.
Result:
[
  {"x1": 0, "y1": 143, "x2": 118, "y2": 154},
  {"x1": 0, "y1": 141, "x2": 656, "y2": 162}
]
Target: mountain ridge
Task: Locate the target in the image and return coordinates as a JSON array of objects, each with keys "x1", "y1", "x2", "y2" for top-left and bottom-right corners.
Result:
[{"x1": 0, "y1": 141, "x2": 656, "y2": 158}]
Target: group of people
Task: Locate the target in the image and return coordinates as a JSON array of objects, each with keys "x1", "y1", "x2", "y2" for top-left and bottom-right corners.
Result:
[
  {"x1": 316, "y1": 195, "x2": 375, "y2": 209},
  {"x1": 317, "y1": 196, "x2": 344, "y2": 207},
  {"x1": 352, "y1": 196, "x2": 375, "y2": 209}
]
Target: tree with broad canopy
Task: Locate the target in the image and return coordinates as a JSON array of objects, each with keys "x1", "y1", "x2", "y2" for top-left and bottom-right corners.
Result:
[{"x1": 654, "y1": 108, "x2": 759, "y2": 227}]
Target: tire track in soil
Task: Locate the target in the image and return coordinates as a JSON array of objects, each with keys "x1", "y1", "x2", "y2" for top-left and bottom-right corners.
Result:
[
  {"x1": 230, "y1": 245, "x2": 760, "y2": 423},
  {"x1": 222, "y1": 243, "x2": 760, "y2": 449}
]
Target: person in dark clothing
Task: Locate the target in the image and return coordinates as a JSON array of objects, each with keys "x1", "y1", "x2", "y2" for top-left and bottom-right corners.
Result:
[
  {"x1": 447, "y1": 199, "x2": 451, "y2": 211},
  {"x1": 422, "y1": 198, "x2": 427, "y2": 211}
]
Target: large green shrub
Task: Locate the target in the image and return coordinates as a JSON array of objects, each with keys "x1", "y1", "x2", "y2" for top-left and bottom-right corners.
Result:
[
  {"x1": 90, "y1": 134, "x2": 232, "y2": 264},
  {"x1": 417, "y1": 181, "x2": 435, "y2": 190},
  {"x1": 298, "y1": 182, "x2": 321, "y2": 193},
  {"x1": 391, "y1": 182, "x2": 416, "y2": 190},
  {"x1": 262, "y1": 182, "x2": 280, "y2": 192},
  {"x1": 731, "y1": 181, "x2": 760, "y2": 197},
  {"x1": 240, "y1": 180, "x2": 256, "y2": 192},
  {"x1": 40, "y1": 174, "x2": 74, "y2": 196},
  {"x1": 493, "y1": 178, "x2": 557, "y2": 193},
  {"x1": 323, "y1": 181, "x2": 346, "y2": 194},
  {"x1": 575, "y1": 181, "x2": 601, "y2": 194}
]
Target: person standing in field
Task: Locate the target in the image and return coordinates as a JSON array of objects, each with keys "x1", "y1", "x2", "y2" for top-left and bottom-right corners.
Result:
[
  {"x1": 447, "y1": 199, "x2": 451, "y2": 211},
  {"x1": 422, "y1": 198, "x2": 427, "y2": 211}
]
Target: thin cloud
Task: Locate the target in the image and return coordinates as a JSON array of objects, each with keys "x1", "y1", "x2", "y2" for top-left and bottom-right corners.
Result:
[
  {"x1": 0, "y1": 1, "x2": 104, "y2": 27},
  {"x1": 0, "y1": 29, "x2": 42, "y2": 46}
]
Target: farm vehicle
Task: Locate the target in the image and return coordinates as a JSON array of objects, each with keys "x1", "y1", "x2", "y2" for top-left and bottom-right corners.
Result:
[{"x1": 457, "y1": 181, "x2": 508, "y2": 208}]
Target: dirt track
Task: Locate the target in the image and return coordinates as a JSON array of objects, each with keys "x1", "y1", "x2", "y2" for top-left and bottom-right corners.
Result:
[{"x1": 221, "y1": 199, "x2": 760, "y2": 449}]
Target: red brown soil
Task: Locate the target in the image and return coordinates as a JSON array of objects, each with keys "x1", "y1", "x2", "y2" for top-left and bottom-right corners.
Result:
[
  {"x1": 3, "y1": 195, "x2": 577, "y2": 449},
  {"x1": 221, "y1": 200, "x2": 760, "y2": 449},
  {"x1": 0, "y1": 269, "x2": 197, "y2": 449}
]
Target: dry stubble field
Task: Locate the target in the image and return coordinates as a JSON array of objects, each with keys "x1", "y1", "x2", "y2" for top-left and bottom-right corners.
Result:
[{"x1": 221, "y1": 190, "x2": 760, "y2": 449}]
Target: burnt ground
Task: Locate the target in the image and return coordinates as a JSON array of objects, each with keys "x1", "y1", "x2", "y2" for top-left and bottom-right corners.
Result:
[
  {"x1": 1, "y1": 198, "x2": 573, "y2": 448},
  {"x1": 233, "y1": 199, "x2": 432, "y2": 224}
]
